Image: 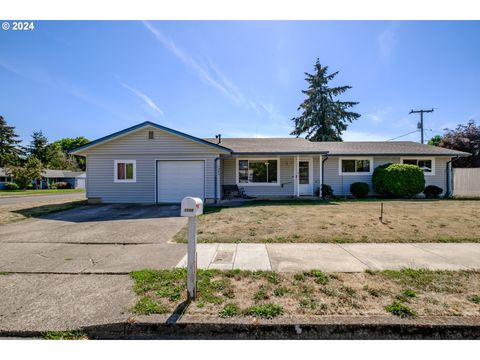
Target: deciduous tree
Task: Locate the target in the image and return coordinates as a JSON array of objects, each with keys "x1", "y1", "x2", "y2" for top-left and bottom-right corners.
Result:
[
  {"x1": 438, "y1": 120, "x2": 480, "y2": 167},
  {"x1": 6, "y1": 156, "x2": 42, "y2": 190}
]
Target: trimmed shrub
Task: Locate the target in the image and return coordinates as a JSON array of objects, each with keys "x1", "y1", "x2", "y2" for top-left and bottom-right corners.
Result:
[
  {"x1": 55, "y1": 182, "x2": 72, "y2": 189},
  {"x1": 48, "y1": 183, "x2": 57, "y2": 190},
  {"x1": 350, "y1": 182, "x2": 369, "y2": 198},
  {"x1": 423, "y1": 185, "x2": 443, "y2": 198},
  {"x1": 373, "y1": 163, "x2": 425, "y2": 198},
  {"x1": 321, "y1": 184, "x2": 334, "y2": 198},
  {"x1": 4, "y1": 182, "x2": 19, "y2": 190},
  {"x1": 372, "y1": 163, "x2": 392, "y2": 194}
]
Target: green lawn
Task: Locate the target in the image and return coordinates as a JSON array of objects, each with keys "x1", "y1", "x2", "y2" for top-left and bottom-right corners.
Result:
[{"x1": 0, "y1": 189, "x2": 85, "y2": 197}]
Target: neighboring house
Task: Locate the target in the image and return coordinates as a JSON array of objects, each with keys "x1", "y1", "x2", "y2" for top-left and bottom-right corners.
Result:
[
  {"x1": 0, "y1": 168, "x2": 14, "y2": 190},
  {"x1": 40, "y1": 169, "x2": 87, "y2": 189},
  {"x1": 0, "y1": 167, "x2": 86, "y2": 189},
  {"x1": 70, "y1": 121, "x2": 470, "y2": 204}
]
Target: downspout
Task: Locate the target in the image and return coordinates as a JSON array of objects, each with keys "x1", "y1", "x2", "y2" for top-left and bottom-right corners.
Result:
[
  {"x1": 321, "y1": 155, "x2": 329, "y2": 186},
  {"x1": 214, "y1": 154, "x2": 232, "y2": 204},
  {"x1": 446, "y1": 156, "x2": 459, "y2": 198}
]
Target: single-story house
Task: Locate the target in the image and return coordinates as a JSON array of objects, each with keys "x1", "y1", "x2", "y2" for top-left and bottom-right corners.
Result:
[
  {"x1": 0, "y1": 167, "x2": 86, "y2": 190},
  {"x1": 39, "y1": 169, "x2": 87, "y2": 189},
  {"x1": 70, "y1": 121, "x2": 470, "y2": 204},
  {"x1": 0, "y1": 168, "x2": 14, "y2": 190}
]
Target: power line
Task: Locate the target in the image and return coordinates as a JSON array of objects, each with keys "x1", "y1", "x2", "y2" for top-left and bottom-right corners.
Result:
[{"x1": 386, "y1": 129, "x2": 419, "y2": 141}]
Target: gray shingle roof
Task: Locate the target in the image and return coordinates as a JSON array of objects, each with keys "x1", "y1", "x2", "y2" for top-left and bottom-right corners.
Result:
[
  {"x1": 203, "y1": 138, "x2": 328, "y2": 154},
  {"x1": 203, "y1": 138, "x2": 470, "y2": 156},
  {"x1": 42, "y1": 169, "x2": 86, "y2": 178}
]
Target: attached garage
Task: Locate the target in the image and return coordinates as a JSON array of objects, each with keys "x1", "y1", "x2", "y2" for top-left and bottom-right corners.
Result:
[{"x1": 156, "y1": 160, "x2": 205, "y2": 203}]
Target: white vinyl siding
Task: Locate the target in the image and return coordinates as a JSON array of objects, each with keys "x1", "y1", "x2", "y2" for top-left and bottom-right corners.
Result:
[
  {"x1": 324, "y1": 156, "x2": 449, "y2": 196},
  {"x1": 85, "y1": 128, "x2": 223, "y2": 204},
  {"x1": 222, "y1": 156, "x2": 323, "y2": 197}
]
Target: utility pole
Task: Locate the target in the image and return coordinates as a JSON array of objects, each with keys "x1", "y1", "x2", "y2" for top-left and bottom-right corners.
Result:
[{"x1": 409, "y1": 109, "x2": 434, "y2": 144}]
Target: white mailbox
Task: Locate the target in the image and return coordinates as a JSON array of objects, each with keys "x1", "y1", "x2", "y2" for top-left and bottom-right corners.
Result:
[
  {"x1": 181, "y1": 196, "x2": 203, "y2": 301},
  {"x1": 181, "y1": 197, "x2": 203, "y2": 217}
]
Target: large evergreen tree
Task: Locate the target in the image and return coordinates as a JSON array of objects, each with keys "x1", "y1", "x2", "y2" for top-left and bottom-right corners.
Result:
[
  {"x1": 291, "y1": 59, "x2": 361, "y2": 141},
  {"x1": 26, "y1": 131, "x2": 49, "y2": 164},
  {"x1": 0, "y1": 116, "x2": 23, "y2": 167}
]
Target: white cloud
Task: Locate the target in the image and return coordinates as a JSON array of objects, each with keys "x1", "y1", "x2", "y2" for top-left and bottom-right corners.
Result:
[
  {"x1": 142, "y1": 21, "x2": 288, "y2": 126},
  {"x1": 0, "y1": 58, "x2": 53, "y2": 85},
  {"x1": 121, "y1": 82, "x2": 164, "y2": 116},
  {"x1": 378, "y1": 22, "x2": 399, "y2": 61},
  {"x1": 0, "y1": 58, "x2": 132, "y2": 121},
  {"x1": 365, "y1": 107, "x2": 392, "y2": 124},
  {"x1": 142, "y1": 21, "x2": 233, "y2": 100}
]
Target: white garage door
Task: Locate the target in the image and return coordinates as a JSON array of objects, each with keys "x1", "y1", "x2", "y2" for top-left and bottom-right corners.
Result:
[{"x1": 157, "y1": 160, "x2": 205, "y2": 203}]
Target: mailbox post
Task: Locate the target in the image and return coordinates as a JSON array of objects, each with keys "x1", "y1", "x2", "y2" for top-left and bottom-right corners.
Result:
[{"x1": 180, "y1": 196, "x2": 203, "y2": 301}]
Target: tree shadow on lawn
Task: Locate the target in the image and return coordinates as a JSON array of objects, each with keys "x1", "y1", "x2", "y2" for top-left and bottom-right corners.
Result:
[{"x1": 11, "y1": 200, "x2": 87, "y2": 220}]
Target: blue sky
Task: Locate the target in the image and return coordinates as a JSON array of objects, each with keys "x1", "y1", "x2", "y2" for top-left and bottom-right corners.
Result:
[{"x1": 1, "y1": 21, "x2": 479, "y2": 145}]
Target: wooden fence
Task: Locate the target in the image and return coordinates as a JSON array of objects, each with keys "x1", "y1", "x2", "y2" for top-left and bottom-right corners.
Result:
[{"x1": 453, "y1": 168, "x2": 480, "y2": 198}]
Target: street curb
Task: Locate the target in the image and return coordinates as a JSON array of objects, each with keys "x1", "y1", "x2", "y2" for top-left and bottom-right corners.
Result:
[{"x1": 3, "y1": 317, "x2": 480, "y2": 339}]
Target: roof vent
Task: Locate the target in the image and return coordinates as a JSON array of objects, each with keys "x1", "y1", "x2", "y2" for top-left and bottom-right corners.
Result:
[
  {"x1": 148, "y1": 131, "x2": 154, "y2": 139},
  {"x1": 215, "y1": 134, "x2": 222, "y2": 144}
]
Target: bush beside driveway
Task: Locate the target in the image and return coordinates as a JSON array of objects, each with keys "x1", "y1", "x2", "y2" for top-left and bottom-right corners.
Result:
[{"x1": 175, "y1": 199, "x2": 480, "y2": 243}]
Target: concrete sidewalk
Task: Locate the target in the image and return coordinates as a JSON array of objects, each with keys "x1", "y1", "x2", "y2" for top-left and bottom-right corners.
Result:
[{"x1": 176, "y1": 243, "x2": 480, "y2": 272}]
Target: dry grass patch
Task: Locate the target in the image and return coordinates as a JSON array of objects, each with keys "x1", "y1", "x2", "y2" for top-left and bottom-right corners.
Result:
[
  {"x1": 130, "y1": 268, "x2": 480, "y2": 319},
  {"x1": 0, "y1": 198, "x2": 86, "y2": 225},
  {"x1": 175, "y1": 199, "x2": 480, "y2": 243}
]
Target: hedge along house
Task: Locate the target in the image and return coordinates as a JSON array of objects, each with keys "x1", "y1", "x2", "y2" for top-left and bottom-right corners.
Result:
[{"x1": 70, "y1": 121, "x2": 470, "y2": 204}]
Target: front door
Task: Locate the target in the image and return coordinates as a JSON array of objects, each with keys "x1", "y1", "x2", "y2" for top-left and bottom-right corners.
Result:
[{"x1": 298, "y1": 158, "x2": 313, "y2": 195}]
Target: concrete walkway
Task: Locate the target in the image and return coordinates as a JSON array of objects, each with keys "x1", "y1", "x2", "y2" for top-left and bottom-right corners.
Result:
[{"x1": 176, "y1": 243, "x2": 480, "y2": 272}]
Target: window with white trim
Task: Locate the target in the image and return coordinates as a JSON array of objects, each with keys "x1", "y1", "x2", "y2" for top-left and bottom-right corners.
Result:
[
  {"x1": 401, "y1": 158, "x2": 434, "y2": 174},
  {"x1": 238, "y1": 159, "x2": 279, "y2": 185},
  {"x1": 114, "y1": 160, "x2": 136, "y2": 182},
  {"x1": 339, "y1": 158, "x2": 372, "y2": 175}
]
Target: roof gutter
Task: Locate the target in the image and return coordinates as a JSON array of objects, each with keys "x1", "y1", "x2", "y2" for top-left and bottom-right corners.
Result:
[
  {"x1": 231, "y1": 151, "x2": 329, "y2": 156},
  {"x1": 325, "y1": 153, "x2": 471, "y2": 157}
]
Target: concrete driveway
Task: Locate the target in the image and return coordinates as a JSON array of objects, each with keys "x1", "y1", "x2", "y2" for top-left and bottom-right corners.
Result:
[{"x1": 0, "y1": 204, "x2": 187, "y2": 273}]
